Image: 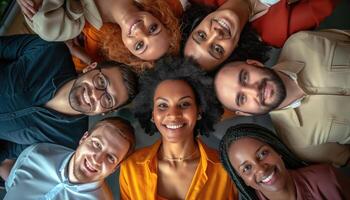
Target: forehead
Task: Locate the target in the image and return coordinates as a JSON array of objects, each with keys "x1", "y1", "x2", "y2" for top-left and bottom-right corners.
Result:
[
  {"x1": 91, "y1": 123, "x2": 130, "y2": 154},
  {"x1": 143, "y1": 30, "x2": 170, "y2": 60},
  {"x1": 154, "y1": 80, "x2": 195, "y2": 100},
  {"x1": 102, "y1": 67, "x2": 129, "y2": 106},
  {"x1": 215, "y1": 66, "x2": 241, "y2": 109},
  {"x1": 228, "y1": 137, "x2": 267, "y2": 164}
]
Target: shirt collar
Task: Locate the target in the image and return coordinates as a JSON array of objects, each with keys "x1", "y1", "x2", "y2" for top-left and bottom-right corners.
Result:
[
  {"x1": 59, "y1": 153, "x2": 104, "y2": 192},
  {"x1": 273, "y1": 61, "x2": 305, "y2": 76}
]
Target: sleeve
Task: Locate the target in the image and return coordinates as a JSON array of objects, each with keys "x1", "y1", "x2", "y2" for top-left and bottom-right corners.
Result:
[
  {"x1": 251, "y1": 0, "x2": 339, "y2": 47},
  {"x1": 25, "y1": 0, "x2": 86, "y2": 41},
  {"x1": 291, "y1": 143, "x2": 350, "y2": 166},
  {"x1": 119, "y1": 163, "x2": 131, "y2": 200},
  {"x1": 0, "y1": 141, "x2": 29, "y2": 163},
  {"x1": 0, "y1": 34, "x2": 49, "y2": 60},
  {"x1": 5, "y1": 144, "x2": 37, "y2": 191}
]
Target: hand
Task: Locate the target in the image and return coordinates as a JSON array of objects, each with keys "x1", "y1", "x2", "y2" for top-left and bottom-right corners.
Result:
[
  {"x1": 16, "y1": 0, "x2": 42, "y2": 20},
  {"x1": 65, "y1": 37, "x2": 92, "y2": 65},
  {"x1": 0, "y1": 159, "x2": 15, "y2": 181}
]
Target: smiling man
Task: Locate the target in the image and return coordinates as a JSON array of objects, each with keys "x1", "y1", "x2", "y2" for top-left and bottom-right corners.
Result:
[
  {"x1": 2, "y1": 117, "x2": 135, "y2": 200},
  {"x1": 215, "y1": 30, "x2": 350, "y2": 166},
  {"x1": 0, "y1": 35, "x2": 137, "y2": 168}
]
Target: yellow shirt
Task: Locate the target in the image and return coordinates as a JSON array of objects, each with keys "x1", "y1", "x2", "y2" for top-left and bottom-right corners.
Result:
[{"x1": 119, "y1": 139, "x2": 238, "y2": 200}]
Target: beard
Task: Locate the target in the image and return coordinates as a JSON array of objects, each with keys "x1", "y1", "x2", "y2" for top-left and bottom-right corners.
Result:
[
  {"x1": 68, "y1": 81, "x2": 93, "y2": 115},
  {"x1": 253, "y1": 68, "x2": 286, "y2": 115}
]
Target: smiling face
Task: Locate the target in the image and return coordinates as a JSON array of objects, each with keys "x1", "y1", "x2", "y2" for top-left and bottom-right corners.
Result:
[
  {"x1": 228, "y1": 137, "x2": 289, "y2": 193},
  {"x1": 69, "y1": 64, "x2": 129, "y2": 115},
  {"x1": 71, "y1": 121, "x2": 130, "y2": 183},
  {"x1": 120, "y1": 11, "x2": 170, "y2": 61},
  {"x1": 184, "y1": 9, "x2": 241, "y2": 71},
  {"x1": 215, "y1": 60, "x2": 286, "y2": 115},
  {"x1": 152, "y1": 80, "x2": 199, "y2": 143}
]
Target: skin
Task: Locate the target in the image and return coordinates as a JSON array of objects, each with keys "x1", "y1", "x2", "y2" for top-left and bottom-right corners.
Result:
[
  {"x1": 228, "y1": 137, "x2": 296, "y2": 200},
  {"x1": 68, "y1": 121, "x2": 130, "y2": 184},
  {"x1": 17, "y1": 0, "x2": 170, "y2": 61},
  {"x1": 184, "y1": 0, "x2": 250, "y2": 71},
  {"x1": 45, "y1": 62, "x2": 129, "y2": 116},
  {"x1": 152, "y1": 80, "x2": 200, "y2": 199},
  {"x1": 214, "y1": 60, "x2": 287, "y2": 116}
]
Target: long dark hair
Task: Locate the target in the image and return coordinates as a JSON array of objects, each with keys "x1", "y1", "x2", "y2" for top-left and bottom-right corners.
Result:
[{"x1": 219, "y1": 124, "x2": 307, "y2": 200}]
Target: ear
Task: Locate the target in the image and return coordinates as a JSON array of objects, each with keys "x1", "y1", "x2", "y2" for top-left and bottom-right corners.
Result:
[
  {"x1": 235, "y1": 110, "x2": 252, "y2": 116},
  {"x1": 79, "y1": 131, "x2": 90, "y2": 145},
  {"x1": 82, "y1": 62, "x2": 98, "y2": 73},
  {"x1": 246, "y1": 59, "x2": 264, "y2": 68}
]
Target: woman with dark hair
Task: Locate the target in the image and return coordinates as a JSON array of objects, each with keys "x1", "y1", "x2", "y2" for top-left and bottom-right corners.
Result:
[
  {"x1": 119, "y1": 56, "x2": 237, "y2": 199},
  {"x1": 17, "y1": 0, "x2": 184, "y2": 72},
  {"x1": 219, "y1": 124, "x2": 350, "y2": 200},
  {"x1": 183, "y1": 0, "x2": 337, "y2": 71},
  {"x1": 181, "y1": 3, "x2": 270, "y2": 73}
]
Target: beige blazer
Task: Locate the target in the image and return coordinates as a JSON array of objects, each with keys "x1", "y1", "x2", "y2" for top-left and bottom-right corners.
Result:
[
  {"x1": 25, "y1": 0, "x2": 103, "y2": 41},
  {"x1": 270, "y1": 30, "x2": 350, "y2": 166}
]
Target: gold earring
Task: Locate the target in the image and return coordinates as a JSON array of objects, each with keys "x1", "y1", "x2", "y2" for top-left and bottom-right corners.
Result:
[
  {"x1": 197, "y1": 114, "x2": 202, "y2": 120},
  {"x1": 150, "y1": 117, "x2": 154, "y2": 123}
]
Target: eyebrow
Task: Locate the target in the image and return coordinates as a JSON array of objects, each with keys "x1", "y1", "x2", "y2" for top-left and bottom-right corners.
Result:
[
  {"x1": 155, "y1": 95, "x2": 193, "y2": 102},
  {"x1": 235, "y1": 69, "x2": 244, "y2": 107}
]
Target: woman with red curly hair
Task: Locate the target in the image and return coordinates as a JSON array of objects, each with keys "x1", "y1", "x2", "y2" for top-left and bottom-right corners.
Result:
[{"x1": 18, "y1": 0, "x2": 185, "y2": 72}]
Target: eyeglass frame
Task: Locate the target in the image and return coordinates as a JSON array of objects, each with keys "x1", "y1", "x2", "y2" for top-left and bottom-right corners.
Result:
[{"x1": 91, "y1": 67, "x2": 116, "y2": 110}]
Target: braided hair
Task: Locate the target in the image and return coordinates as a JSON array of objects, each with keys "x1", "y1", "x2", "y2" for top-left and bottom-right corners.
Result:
[{"x1": 219, "y1": 124, "x2": 307, "y2": 200}]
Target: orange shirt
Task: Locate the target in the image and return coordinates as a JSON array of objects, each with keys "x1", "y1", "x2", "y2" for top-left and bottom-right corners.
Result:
[
  {"x1": 72, "y1": 0, "x2": 184, "y2": 72},
  {"x1": 119, "y1": 139, "x2": 238, "y2": 200}
]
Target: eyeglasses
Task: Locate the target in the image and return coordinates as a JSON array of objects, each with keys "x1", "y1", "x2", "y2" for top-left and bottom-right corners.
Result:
[{"x1": 92, "y1": 68, "x2": 115, "y2": 109}]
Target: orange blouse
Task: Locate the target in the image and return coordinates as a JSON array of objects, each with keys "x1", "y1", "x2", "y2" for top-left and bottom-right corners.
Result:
[
  {"x1": 119, "y1": 139, "x2": 238, "y2": 200},
  {"x1": 72, "y1": 0, "x2": 184, "y2": 72}
]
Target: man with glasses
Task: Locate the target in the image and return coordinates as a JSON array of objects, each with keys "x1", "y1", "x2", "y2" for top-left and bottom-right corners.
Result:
[{"x1": 0, "y1": 34, "x2": 138, "y2": 174}]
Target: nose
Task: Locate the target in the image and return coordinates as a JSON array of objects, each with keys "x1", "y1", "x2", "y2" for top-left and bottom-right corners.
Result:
[
  {"x1": 242, "y1": 83, "x2": 260, "y2": 102},
  {"x1": 255, "y1": 162, "x2": 269, "y2": 179},
  {"x1": 210, "y1": 22, "x2": 225, "y2": 40},
  {"x1": 93, "y1": 152, "x2": 104, "y2": 165},
  {"x1": 132, "y1": 25, "x2": 148, "y2": 38},
  {"x1": 167, "y1": 106, "x2": 182, "y2": 119}
]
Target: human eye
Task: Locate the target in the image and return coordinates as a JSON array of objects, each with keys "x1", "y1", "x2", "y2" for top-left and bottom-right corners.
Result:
[
  {"x1": 239, "y1": 94, "x2": 247, "y2": 106},
  {"x1": 213, "y1": 44, "x2": 224, "y2": 55},
  {"x1": 102, "y1": 94, "x2": 114, "y2": 109},
  {"x1": 95, "y1": 74, "x2": 107, "y2": 89},
  {"x1": 240, "y1": 71, "x2": 249, "y2": 85},
  {"x1": 107, "y1": 154, "x2": 116, "y2": 164},
  {"x1": 180, "y1": 101, "x2": 191, "y2": 109},
  {"x1": 134, "y1": 41, "x2": 145, "y2": 51},
  {"x1": 242, "y1": 164, "x2": 252, "y2": 174},
  {"x1": 258, "y1": 149, "x2": 269, "y2": 160},
  {"x1": 196, "y1": 31, "x2": 207, "y2": 41},
  {"x1": 92, "y1": 140, "x2": 102, "y2": 150},
  {"x1": 157, "y1": 103, "x2": 168, "y2": 110},
  {"x1": 149, "y1": 23, "x2": 159, "y2": 34}
]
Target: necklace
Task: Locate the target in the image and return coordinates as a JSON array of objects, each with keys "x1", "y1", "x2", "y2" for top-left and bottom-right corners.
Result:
[{"x1": 160, "y1": 147, "x2": 199, "y2": 162}]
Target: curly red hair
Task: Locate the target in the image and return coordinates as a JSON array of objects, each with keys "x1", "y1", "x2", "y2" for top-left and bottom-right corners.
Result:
[{"x1": 100, "y1": 0, "x2": 181, "y2": 73}]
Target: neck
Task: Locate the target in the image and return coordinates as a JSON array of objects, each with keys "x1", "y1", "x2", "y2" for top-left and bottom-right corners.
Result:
[
  {"x1": 276, "y1": 71, "x2": 305, "y2": 110},
  {"x1": 262, "y1": 171, "x2": 296, "y2": 200},
  {"x1": 218, "y1": 0, "x2": 250, "y2": 31},
  {"x1": 94, "y1": 0, "x2": 139, "y2": 24},
  {"x1": 67, "y1": 154, "x2": 79, "y2": 184},
  {"x1": 159, "y1": 137, "x2": 198, "y2": 162},
  {"x1": 45, "y1": 79, "x2": 81, "y2": 115}
]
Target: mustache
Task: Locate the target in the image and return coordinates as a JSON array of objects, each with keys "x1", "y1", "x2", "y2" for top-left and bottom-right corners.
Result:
[{"x1": 258, "y1": 79, "x2": 267, "y2": 106}]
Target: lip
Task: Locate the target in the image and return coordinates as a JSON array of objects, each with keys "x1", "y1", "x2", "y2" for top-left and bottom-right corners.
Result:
[
  {"x1": 84, "y1": 158, "x2": 98, "y2": 173},
  {"x1": 81, "y1": 85, "x2": 92, "y2": 109},
  {"x1": 164, "y1": 123, "x2": 185, "y2": 130},
  {"x1": 259, "y1": 167, "x2": 278, "y2": 185},
  {"x1": 128, "y1": 20, "x2": 142, "y2": 36},
  {"x1": 212, "y1": 17, "x2": 232, "y2": 38}
]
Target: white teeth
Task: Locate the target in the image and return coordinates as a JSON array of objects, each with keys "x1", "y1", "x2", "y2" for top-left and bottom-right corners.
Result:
[
  {"x1": 83, "y1": 89, "x2": 90, "y2": 105},
  {"x1": 85, "y1": 159, "x2": 96, "y2": 172},
  {"x1": 166, "y1": 124, "x2": 184, "y2": 129},
  {"x1": 261, "y1": 171, "x2": 274, "y2": 183},
  {"x1": 214, "y1": 17, "x2": 230, "y2": 31},
  {"x1": 129, "y1": 20, "x2": 141, "y2": 36}
]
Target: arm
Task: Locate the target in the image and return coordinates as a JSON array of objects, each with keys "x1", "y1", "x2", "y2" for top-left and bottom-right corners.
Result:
[
  {"x1": 23, "y1": 0, "x2": 86, "y2": 41},
  {"x1": 0, "y1": 34, "x2": 49, "y2": 61},
  {"x1": 119, "y1": 164, "x2": 131, "y2": 200},
  {"x1": 65, "y1": 37, "x2": 92, "y2": 66}
]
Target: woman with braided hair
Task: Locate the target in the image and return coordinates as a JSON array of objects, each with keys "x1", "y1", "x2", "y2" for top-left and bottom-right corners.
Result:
[{"x1": 219, "y1": 124, "x2": 350, "y2": 200}]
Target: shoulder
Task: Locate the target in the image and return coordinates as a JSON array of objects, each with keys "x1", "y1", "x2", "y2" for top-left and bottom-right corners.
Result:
[
  {"x1": 292, "y1": 164, "x2": 336, "y2": 182},
  {"x1": 198, "y1": 140, "x2": 221, "y2": 164},
  {"x1": 121, "y1": 145, "x2": 155, "y2": 166}
]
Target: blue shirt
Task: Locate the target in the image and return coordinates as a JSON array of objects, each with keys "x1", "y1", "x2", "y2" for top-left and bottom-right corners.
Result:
[
  {"x1": 5, "y1": 143, "x2": 113, "y2": 200},
  {"x1": 0, "y1": 35, "x2": 88, "y2": 161}
]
